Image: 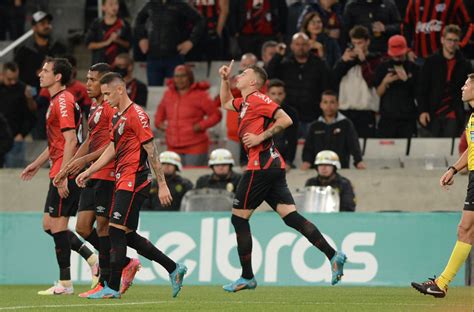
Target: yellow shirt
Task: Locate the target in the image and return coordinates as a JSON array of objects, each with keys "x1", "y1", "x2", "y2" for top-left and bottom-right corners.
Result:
[{"x1": 467, "y1": 113, "x2": 474, "y2": 170}]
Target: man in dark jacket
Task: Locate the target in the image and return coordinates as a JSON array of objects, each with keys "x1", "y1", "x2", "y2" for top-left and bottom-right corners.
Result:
[
  {"x1": 135, "y1": 0, "x2": 205, "y2": 86},
  {"x1": 267, "y1": 32, "x2": 333, "y2": 138},
  {"x1": 195, "y1": 148, "x2": 241, "y2": 193},
  {"x1": 14, "y1": 11, "x2": 66, "y2": 91},
  {"x1": 302, "y1": 90, "x2": 365, "y2": 170},
  {"x1": 418, "y1": 25, "x2": 473, "y2": 138},
  {"x1": 267, "y1": 79, "x2": 299, "y2": 170},
  {"x1": 342, "y1": 0, "x2": 401, "y2": 53},
  {"x1": 305, "y1": 150, "x2": 356, "y2": 212},
  {"x1": 142, "y1": 151, "x2": 193, "y2": 211},
  {"x1": 0, "y1": 62, "x2": 34, "y2": 167},
  {"x1": 113, "y1": 53, "x2": 148, "y2": 108},
  {"x1": 374, "y1": 35, "x2": 419, "y2": 138}
]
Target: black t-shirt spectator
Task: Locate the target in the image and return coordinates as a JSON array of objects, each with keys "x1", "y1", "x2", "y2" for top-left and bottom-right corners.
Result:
[
  {"x1": 127, "y1": 78, "x2": 148, "y2": 108},
  {"x1": 85, "y1": 17, "x2": 132, "y2": 65},
  {"x1": 0, "y1": 113, "x2": 13, "y2": 168},
  {"x1": 14, "y1": 37, "x2": 67, "y2": 89},
  {"x1": 0, "y1": 81, "x2": 34, "y2": 138}
]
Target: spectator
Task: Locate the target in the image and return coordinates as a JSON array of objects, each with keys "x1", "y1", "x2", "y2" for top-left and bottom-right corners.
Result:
[
  {"x1": 305, "y1": 150, "x2": 356, "y2": 212},
  {"x1": 374, "y1": 35, "x2": 419, "y2": 138},
  {"x1": 267, "y1": 32, "x2": 333, "y2": 138},
  {"x1": 37, "y1": 55, "x2": 92, "y2": 117},
  {"x1": 0, "y1": 113, "x2": 13, "y2": 168},
  {"x1": 85, "y1": 0, "x2": 132, "y2": 65},
  {"x1": 154, "y1": 65, "x2": 222, "y2": 166},
  {"x1": 297, "y1": 0, "x2": 343, "y2": 41},
  {"x1": 195, "y1": 148, "x2": 241, "y2": 193},
  {"x1": 0, "y1": 62, "x2": 34, "y2": 168},
  {"x1": 267, "y1": 79, "x2": 299, "y2": 170},
  {"x1": 14, "y1": 11, "x2": 66, "y2": 92},
  {"x1": 235, "y1": 0, "x2": 288, "y2": 58},
  {"x1": 302, "y1": 90, "x2": 365, "y2": 170},
  {"x1": 418, "y1": 25, "x2": 472, "y2": 138},
  {"x1": 300, "y1": 11, "x2": 341, "y2": 68},
  {"x1": 188, "y1": 0, "x2": 230, "y2": 61},
  {"x1": 142, "y1": 151, "x2": 193, "y2": 211},
  {"x1": 285, "y1": 0, "x2": 306, "y2": 43},
  {"x1": 334, "y1": 25, "x2": 382, "y2": 138},
  {"x1": 404, "y1": 0, "x2": 470, "y2": 60},
  {"x1": 343, "y1": 0, "x2": 401, "y2": 53},
  {"x1": 113, "y1": 53, "x2": 148, "y2": 108},
  {"x1": 261, "y1": 40, "x2": 278, "y2": 68},
  {"x1": 135, "y1": 0, "x2": 205, "y2": 86},
  {"x1": 0, "y1": 0, "x2": 26, "y2": 40}
]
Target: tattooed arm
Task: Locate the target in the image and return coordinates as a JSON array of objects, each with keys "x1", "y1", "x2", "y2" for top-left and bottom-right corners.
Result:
[
  {"x1": 143, "y1": 140, "x2": 173, "y2": 206},
  {"x1": 242, "y1": 109, "x2": 293, "y2": 148}
]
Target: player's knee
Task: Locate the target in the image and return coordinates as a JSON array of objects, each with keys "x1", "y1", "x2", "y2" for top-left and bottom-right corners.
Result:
[
  {"x1": 75, "y1": 223, "x2": 92, "y2": 239},
  {"x1": 96, "y1": 218, "x2": 109, "y2": 236},
  {"x1": 457, "y1": 223, "x2": 474, "y2": 243},
  {"x1": 231, "y1": 214, "x2": 249, "y2": 230}
]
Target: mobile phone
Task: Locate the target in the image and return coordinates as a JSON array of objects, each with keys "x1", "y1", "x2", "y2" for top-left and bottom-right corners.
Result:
[{"x1": 347, "y1": 43, "x2": 354, "y2": 50}]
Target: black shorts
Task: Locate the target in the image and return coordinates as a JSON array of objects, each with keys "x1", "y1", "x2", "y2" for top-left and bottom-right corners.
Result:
[
  {"x1": 78, "y1": 179, "x2": 115, "y2": 217},
  {"x1": 233, "y1": 168, "x2": 295, "y2": 210},
  {"x1": 43, "y1": 179, "x2": 81, "y2": 217},
  {"x1": 464, "y1": 171, "x2": 474, "y2": 211},
  {"x1": 110, "y1": 186, "x2": 150, "y2": 230}
]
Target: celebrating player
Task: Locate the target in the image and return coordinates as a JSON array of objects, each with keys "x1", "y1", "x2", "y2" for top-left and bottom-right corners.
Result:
[
  {"x1": 218, "y1": 61, "x2": 347, "y2": 292},
  {"x1": 75, "y1": 72, "x2": 187, "y2": 299}
]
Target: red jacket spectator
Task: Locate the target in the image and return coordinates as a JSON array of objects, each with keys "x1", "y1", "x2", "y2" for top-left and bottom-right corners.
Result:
[{"x1": 155, "y1": 79, "x2": 221, "y2": 155}]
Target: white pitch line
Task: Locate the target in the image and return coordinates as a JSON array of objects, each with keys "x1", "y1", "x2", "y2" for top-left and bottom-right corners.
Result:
[{"x1": 0, "y1": 300, "x2": 470, "y2": 311}]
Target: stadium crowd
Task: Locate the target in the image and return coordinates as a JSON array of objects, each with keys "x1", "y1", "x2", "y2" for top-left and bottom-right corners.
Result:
[{"x1": 1, "y1": 0, "x2": 474, "y2": 211}]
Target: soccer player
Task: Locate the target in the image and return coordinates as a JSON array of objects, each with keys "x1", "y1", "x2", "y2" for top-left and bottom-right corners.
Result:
[
  {"x1": 411, "y1": 73, "x2": 474, "y2": 298},
  {"x1": 20, "y1": 58, "x2": 97, "y2": 295},
  {"x1": 76, "y1": 72, "x2": 187, "y2": 299},
  {"x1": 218, "y1": 61, "x2": 347, "y2": 292},
  {"x1": 54, "y1": 63, "x2": 140, "y2": 297}
]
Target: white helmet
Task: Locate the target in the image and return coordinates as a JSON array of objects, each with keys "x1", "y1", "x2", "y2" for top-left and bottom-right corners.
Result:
[
  {"x1": 314, "y1": 150, "x2": 341, "y2": 170},
  {"x1": 159, "y1": 151, "x2": 182, "y2": 171},
  {"x1": 208, "y1": 148, "x2": 235, "y2": 166}
]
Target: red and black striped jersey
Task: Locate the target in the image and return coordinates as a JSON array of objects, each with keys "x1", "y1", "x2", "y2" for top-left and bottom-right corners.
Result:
[
  {"x1": 233, "y1": 91, "x2": 285, "y2": 171},
  {"x1": 46, "y1": 90, "x2": 82, "y2": 178},
  {"x1": 404, "y1": 0, "x2": 470, "y2": 57},
  {"x1": 110, "y1": 103, "x2": 153, "y2": 192},
  {"x1": 88, "y1": 100, "x2": 115, "y2": 181}
]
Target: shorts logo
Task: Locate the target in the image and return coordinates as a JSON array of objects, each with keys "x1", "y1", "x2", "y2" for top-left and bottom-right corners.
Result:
[
  {"x1": 233, "y1": 199, "x2": 240, "y2": 206},
  {"x1": 49, "y1": 206, "x2": 54, "y2": 213},
  {"x1": 96, "y1": 206, "x2": 106, "y2": 214},
  {"x1": 113, "y1": 212, "x2": 122, "y2": 220}
]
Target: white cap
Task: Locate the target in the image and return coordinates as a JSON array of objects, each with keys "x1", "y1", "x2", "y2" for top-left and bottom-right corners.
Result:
[
  {"x1": 314, "y1": 150, "x2": 341, "y2": 170},
  {"x1": 208, "y1": 148, "x2": 235, "y2": 166},
  {"x1": 159, "y1": 151, "x2": 182, "y2": 171}
]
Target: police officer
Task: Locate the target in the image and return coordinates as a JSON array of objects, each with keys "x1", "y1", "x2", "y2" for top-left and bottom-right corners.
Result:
[
  {"x1": 304, "y1": 150, "x2": 356, "y2": 212},
  {"x1": 142, "y1": 151, "x2": 193, "y2": 211},
  {"x1": 195, "y1": 148, "x2": 241, "y2": 193}
]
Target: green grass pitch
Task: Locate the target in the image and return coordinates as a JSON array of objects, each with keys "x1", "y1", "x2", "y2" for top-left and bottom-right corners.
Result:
[{"x1": 0, "y1": 285, "x2": 472, "y2": 311}]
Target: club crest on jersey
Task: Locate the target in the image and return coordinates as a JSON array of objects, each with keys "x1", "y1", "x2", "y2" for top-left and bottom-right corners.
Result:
[
  {"x1": 118, "y1": 121, "x2": 125, "y2": 135},
  {"x1": 240, "y1": 103, "x2": 249, "y2": 118},
  {"x1": 93, "y1": 108, "x2": 102, "y2": 124}
]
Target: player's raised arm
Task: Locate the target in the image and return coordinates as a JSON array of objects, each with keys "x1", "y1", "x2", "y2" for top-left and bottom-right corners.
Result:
[
  {"x1": 142, "y1": 140, "x2": 173, "y2": 206},
  {"x1": 219, "y1": 60, "x2": 236, "y2": 112}
]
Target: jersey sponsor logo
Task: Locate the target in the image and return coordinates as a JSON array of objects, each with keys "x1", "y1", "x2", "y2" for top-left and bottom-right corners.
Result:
[
  {"x1": 135, "y1": 105, "x2": 149, "y2": 128},
  {"x1": 58, "y1": 93, "x2": 68, "y2": 117},
  {"x1": 415, "y1": 20, "x2": 442, "y2": 34},
  {"x1": 254, "y1": 92, "x2": 272, "y2": 104}
]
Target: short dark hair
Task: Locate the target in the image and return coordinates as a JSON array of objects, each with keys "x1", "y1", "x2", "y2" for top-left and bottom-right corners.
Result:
[
  {"x1": 90, "y1": 63, "x2": 111, "y2": 76},
  {"x1": 3, "y1": 61, "x2": 18, "y2": 72},
  {"x1": 267, "y1": 79, "x2": 285, "y2": 90},
  {"x1": 99, "y1": 72, "x2": 125, "y2": 85},
  {"x1": 248, "y1": 65, "x2": 267, "y2": 88},
  {"x1": 322, "y1": 89, "x2": 338, "y2": 99},
  {"x1": 115, "y1": 52, "x2": 134, "y2": 66},
  {"x1": 349, "y1": 25, "x2": 370, "y2": 40},
  {"x1": 261, "y1": 40, "x2": 277, "y2": 56},
  {"x1": 443, "y1": 24, "x2": 461, "y2": 38},
  {"x1": 45, "y1": 57, "x2": 72, "y2": 86}
]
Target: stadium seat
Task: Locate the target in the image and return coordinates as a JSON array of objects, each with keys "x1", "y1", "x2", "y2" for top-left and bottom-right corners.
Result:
[
  {"x1": 146, "y1": 86, "x2": 167, "y2": 113},
  {"x1": 133, "y1": 62, "x2": 148, "y2": 84},
  {"x1": 364, "y1": 158, "x2": 403, "y2": 169},
  {"x1": 186, "y1": 61, "x2": 210, "y2": 82},
  {"x1": 180, "y1": 188, "x2": 234, "y2": 211},
  {"x1": 363, "y1": 138, "x2": 408, "y2": 158},
  {"x1": 407, "y1": 138, "x2": 453, "y2": 157}
]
